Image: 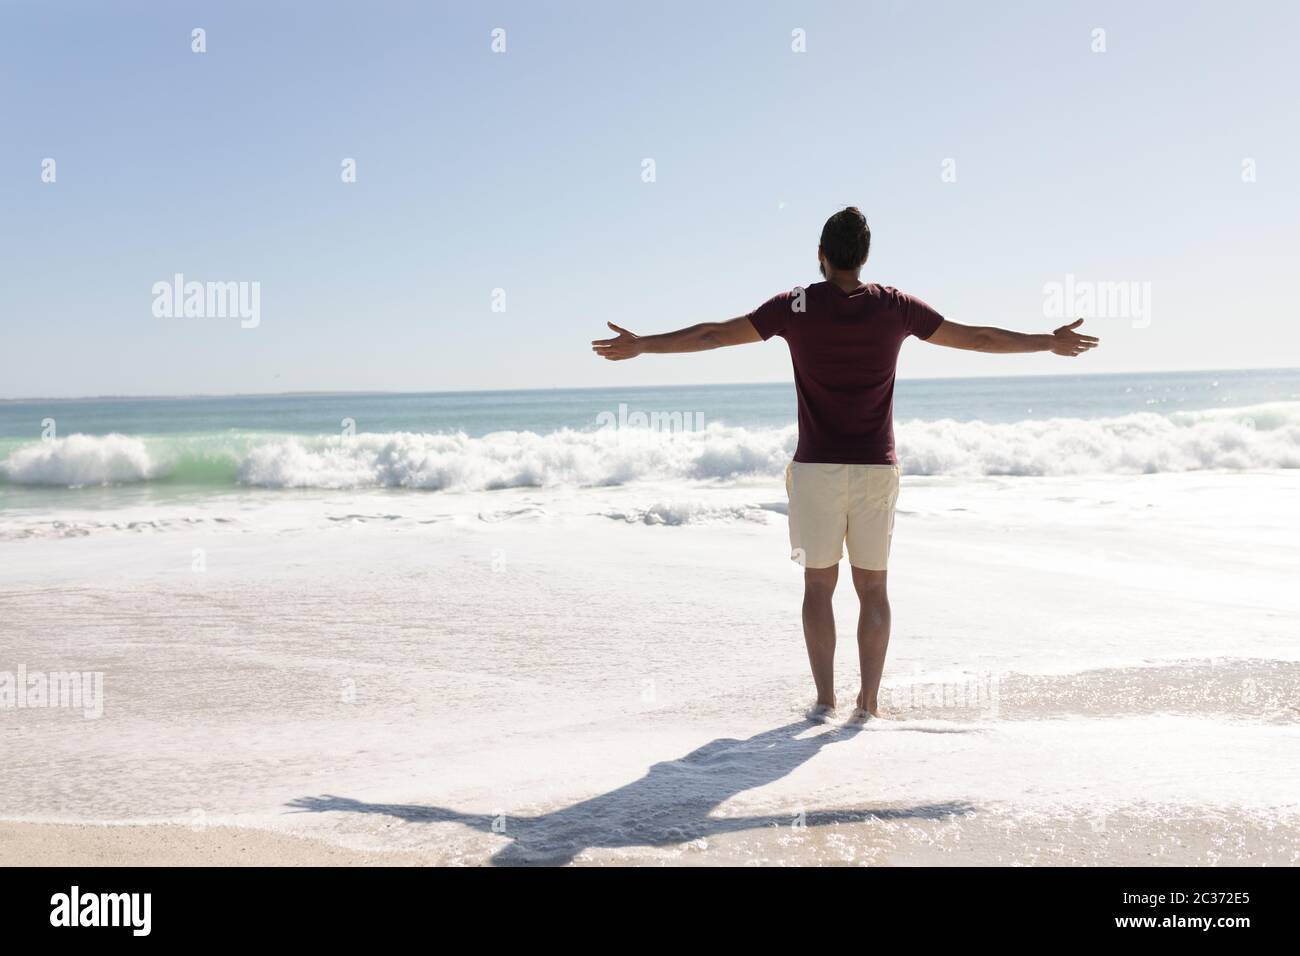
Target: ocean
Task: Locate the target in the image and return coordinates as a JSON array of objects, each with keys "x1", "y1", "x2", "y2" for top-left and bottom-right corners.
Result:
[
  {"x1": 2, "y1": 368, "x2": 1297, "y2": 510},
  {"x1": 3, "y1": 367, "x2": 1298, "y2": 864}
]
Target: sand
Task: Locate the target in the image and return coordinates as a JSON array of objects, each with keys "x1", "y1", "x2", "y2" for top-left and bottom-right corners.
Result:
[
  {"x1": 2, "y1": 470, "x2": 1298, "y2": 865},
  {"x1": 6, "y1": 809, "x2": 1296, "y2": 867}
]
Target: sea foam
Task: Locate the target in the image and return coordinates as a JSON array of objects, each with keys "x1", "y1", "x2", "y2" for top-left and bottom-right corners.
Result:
[
  {"x1": 2, "y1": 403, "x2": 1297, "y2": 489},
  {"x1": 0, "y1": 433, "x2": 162, "y2": 487}
]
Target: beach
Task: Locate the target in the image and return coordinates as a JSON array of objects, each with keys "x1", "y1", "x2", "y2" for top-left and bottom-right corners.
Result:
[
  {"x1": 4, "y1": 0, "x2": 1300, "y2": 887},
  {"x1": 3, "y1": 419, "x2": 1298, "y2": 864}
]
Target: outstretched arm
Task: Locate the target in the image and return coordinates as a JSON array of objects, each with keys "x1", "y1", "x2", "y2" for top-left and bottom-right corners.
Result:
[
  {"x1": 926, "y1": 318, "x2": 1099, "y2": 356},
  {"x1": 591, "y1": 317, "x2": 761, "y2": 361}
]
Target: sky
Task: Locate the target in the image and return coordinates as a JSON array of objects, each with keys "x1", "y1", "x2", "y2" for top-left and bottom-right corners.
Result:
[{"x1": 2, "y1": 0, "x2": 1297, "y2": 399}]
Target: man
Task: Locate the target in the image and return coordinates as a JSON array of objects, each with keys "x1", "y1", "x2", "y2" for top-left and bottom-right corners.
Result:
[{"x1": 591, "y1": 207, "x2": 1098, "y2": 721}]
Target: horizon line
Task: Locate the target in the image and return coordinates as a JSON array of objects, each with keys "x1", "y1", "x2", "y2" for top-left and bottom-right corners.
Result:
[{"x1": 1, "y1": 364, "x2": 1296, "y2": 405}]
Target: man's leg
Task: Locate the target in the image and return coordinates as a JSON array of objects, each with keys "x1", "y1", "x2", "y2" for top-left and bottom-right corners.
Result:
[
  {"x1": 802, "y1": 564, "x2": 839, "y2": 708},
  {"x1": 851, "y1": 567, "x2": 890, "y2": 716}
]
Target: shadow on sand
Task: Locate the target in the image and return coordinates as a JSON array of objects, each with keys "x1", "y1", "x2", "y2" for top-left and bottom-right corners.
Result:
[{"x1": 288, "y1": 719, "x2": 975, "y2": 865}]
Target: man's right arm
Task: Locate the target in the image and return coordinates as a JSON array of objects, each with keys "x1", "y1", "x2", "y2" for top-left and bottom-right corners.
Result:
[{"x1": 925, "y1": 318, "x2": 1099, "y2": 357}]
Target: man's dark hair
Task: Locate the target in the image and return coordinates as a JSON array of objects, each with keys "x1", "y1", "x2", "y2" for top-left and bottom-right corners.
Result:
[{"x1": 819, "y1": 207, "x2": 871, "y2": 271}]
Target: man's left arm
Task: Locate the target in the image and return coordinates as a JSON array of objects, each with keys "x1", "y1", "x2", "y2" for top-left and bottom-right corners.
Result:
[{"x1": 591, "y1": 317, "x2": 761, "y2": 361}]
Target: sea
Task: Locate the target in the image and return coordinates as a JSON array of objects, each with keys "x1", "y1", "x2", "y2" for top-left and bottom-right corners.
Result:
[
  {"x1": 3, "y1": 366, "x2": 1299, "y2": 863},
  {"x1": 1, "y1": 368, "x2": 1297, "y2": 512}
]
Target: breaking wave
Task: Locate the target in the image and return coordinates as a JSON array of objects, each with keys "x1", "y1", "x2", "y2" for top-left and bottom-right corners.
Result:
[{"x1": 2, "y1": 403, "x2": 1297, "y2": 490}]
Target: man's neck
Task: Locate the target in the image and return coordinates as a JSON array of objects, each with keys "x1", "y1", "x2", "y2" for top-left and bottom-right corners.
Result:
[{"x1": 825, "y1": 270, "x2": 864, "y2": 293}]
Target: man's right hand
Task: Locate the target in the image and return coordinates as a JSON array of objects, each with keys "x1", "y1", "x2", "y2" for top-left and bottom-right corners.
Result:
[{"x1": 1049, "y1": 319, "x2": 1100, "y2": 357}]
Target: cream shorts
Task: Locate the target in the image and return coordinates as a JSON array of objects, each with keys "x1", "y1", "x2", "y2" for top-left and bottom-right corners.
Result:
[{"x1": 784, "y1": 461, "x2": 901, "y2": 570}]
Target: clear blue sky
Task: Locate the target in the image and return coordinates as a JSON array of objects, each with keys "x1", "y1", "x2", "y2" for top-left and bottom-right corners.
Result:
[{"x1": 2, "y1": 0, "x2": 1296, "y2": 398}]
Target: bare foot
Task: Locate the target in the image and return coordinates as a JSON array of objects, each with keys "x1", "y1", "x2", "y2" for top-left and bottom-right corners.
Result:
[
  {"x1": 850, "y1": 707, "x2": 900, "y2": 723},
  {"x1": 854, "y1": 691, "x2": 899, "y2": 721},
  {"x1": 806, "y1": 703, "x2": 836, "y2": 724}
]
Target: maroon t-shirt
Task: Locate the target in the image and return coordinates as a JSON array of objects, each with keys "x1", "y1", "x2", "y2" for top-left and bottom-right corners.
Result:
[{"x1": 746, "y1": 281, "x2": 944, "y2": 464}]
